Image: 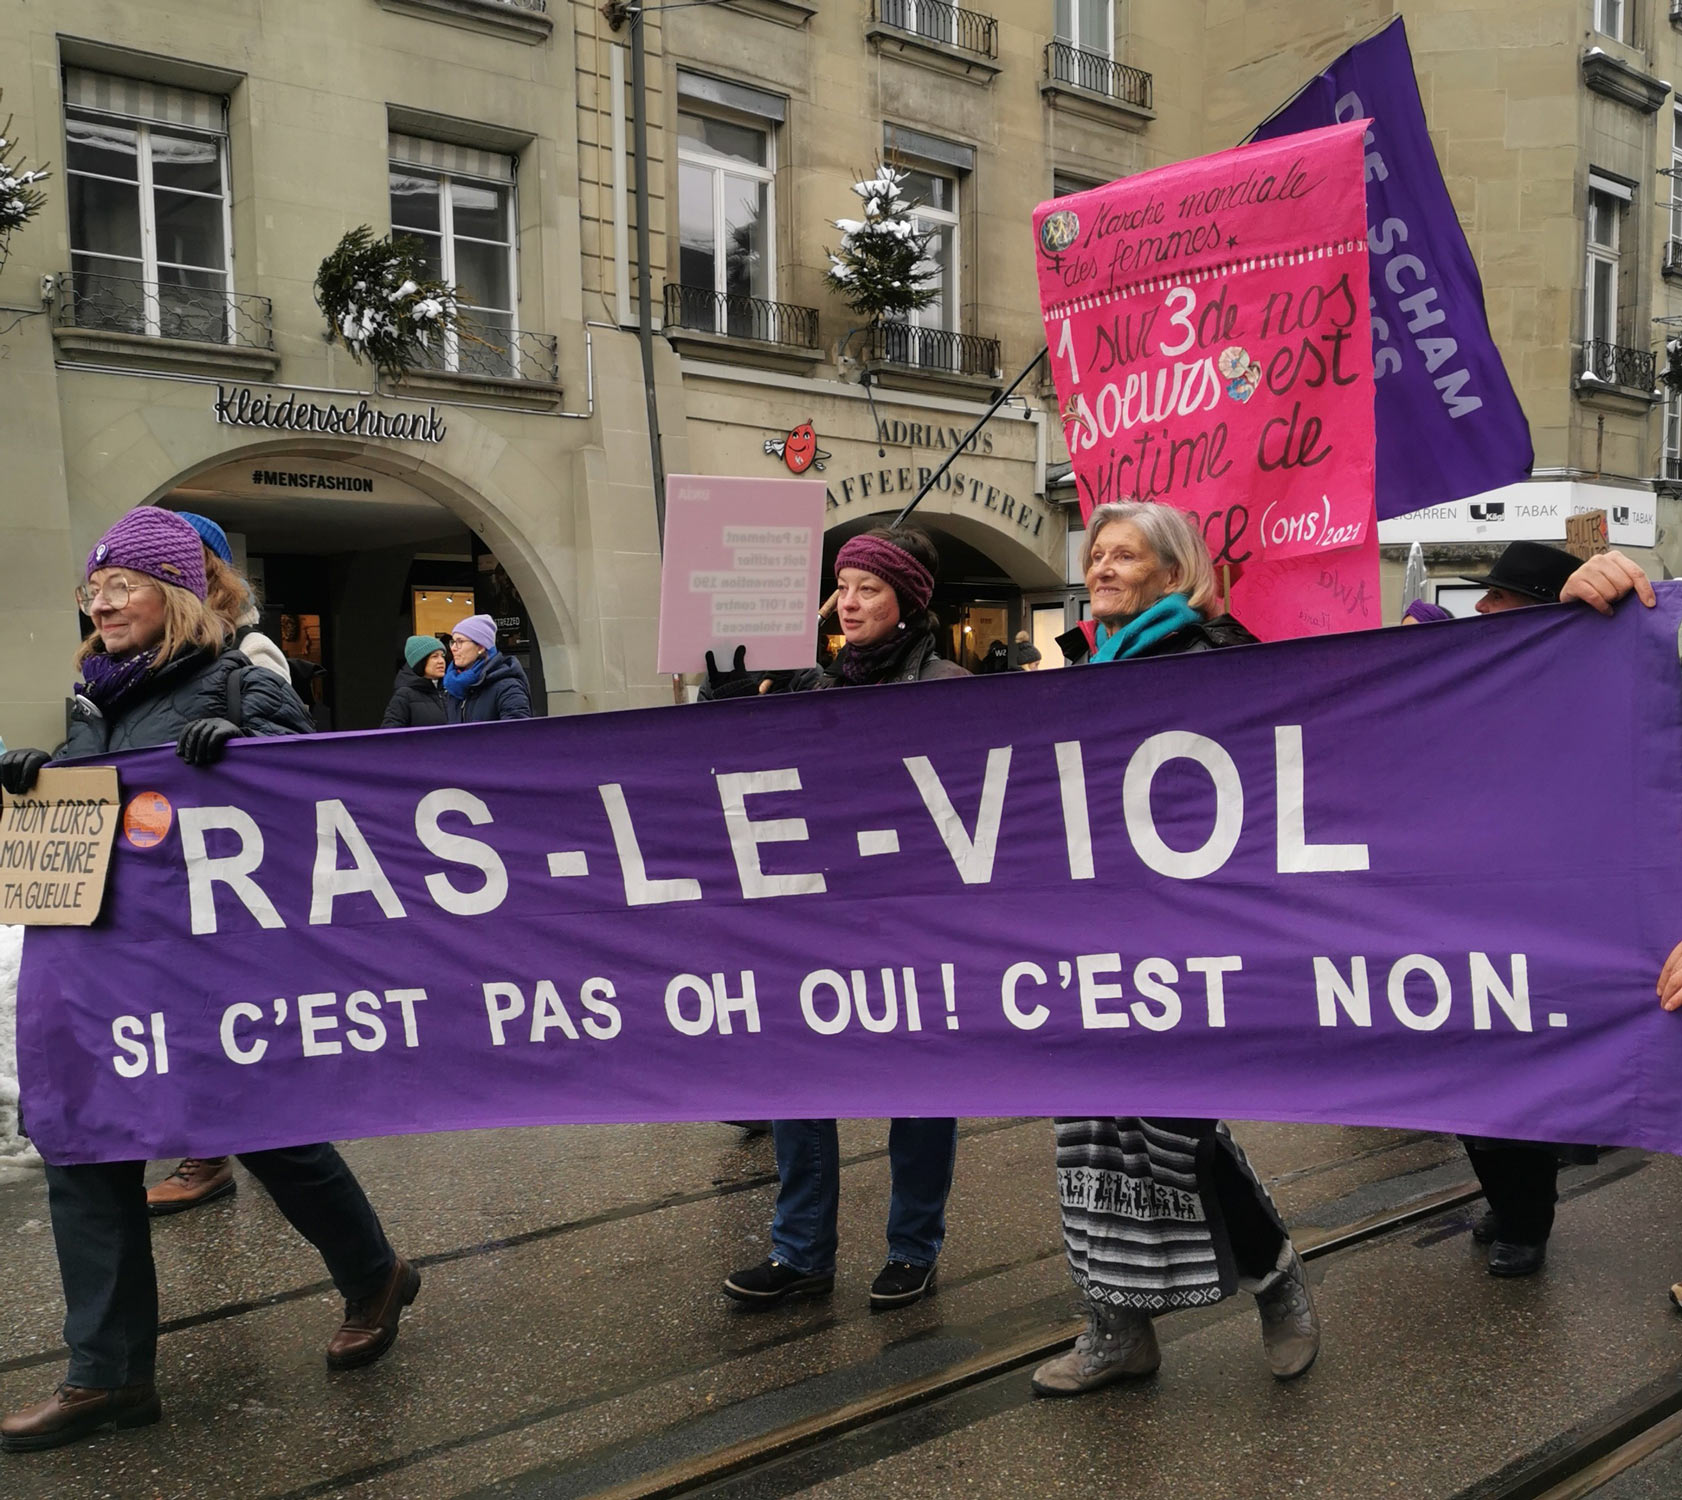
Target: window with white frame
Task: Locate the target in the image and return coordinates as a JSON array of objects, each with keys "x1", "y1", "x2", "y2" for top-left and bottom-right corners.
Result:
[
  {"x1": 389, "y1": 136, "x2": 517, "y2": 378},
  {"x1": 677, "y1": 108, "x2": 775, "y2": 333},
  {"x1": 881, "y1": 0, "x2": 958, "y2": 45},
  {"x1": 902, "y1": 166, "x2": 958, "y2": 336},
  {"x1": 1665, "y1": 391, "x2": 1682, "y2": 481},
  {"x1": 1585, "y1": 182, "x2": 1623, "y2": 367},
  {"x1": 1055, "y1": 0, "x2": 1115, "y2": 56},
  {"x1": 1594, "y1": 0, "x2": 1626, "y2": 42},
  {"x1": 63, "y1": 69, "x2": 232, "y2": 342},
  {"x1": 1669, "y1": 110, "x2": 1682, "y2": 261}
]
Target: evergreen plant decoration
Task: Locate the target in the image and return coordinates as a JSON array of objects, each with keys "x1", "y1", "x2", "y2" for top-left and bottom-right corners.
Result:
[
  {"x1": 824, "y1": 162, "x2": 939, "y2": 324},
  {"x1": 0, "y1": 95, "x2": 50, "y2": 272},
  {"x1": 1663, "y1": 336, "x2": 1682, "y2": 397},
  {"x1": 314, "y1": 225, "x2": 459, "y2": 382}
]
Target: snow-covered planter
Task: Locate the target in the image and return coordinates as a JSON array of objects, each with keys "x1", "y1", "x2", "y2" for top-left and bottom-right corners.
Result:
[
  {"x1": 1661, "y1": 337, "x2": 1682, "y2": 396},
  {"x1": 824, "y1": 162, "x2": 939, "y2": 324},
  {"x1": 0, "y1": 925, "x2": 41, "y2": 1166},
  {"x1": 0, "y1": 95, "x2": 50, "y2": 273},
  {"x1": 314, "y1": 225, "x2": 458, "y2": 383}
]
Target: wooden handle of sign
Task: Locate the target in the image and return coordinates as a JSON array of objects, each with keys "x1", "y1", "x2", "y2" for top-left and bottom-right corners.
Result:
[
  {"x1": 817, "y1": 588, "x2": 841, "y2": 625},
  {"x1": 1220, "y1": 564, "x2": 1232, "y2": 613}
]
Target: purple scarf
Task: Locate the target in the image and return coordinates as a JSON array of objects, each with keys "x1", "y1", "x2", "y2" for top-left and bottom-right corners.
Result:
[
  {"x1": 77, "y1": 648, "x2": 158, "y2": 711},
  {"x1": 832, "y1": 626, "x2": 932, "y2": 686}
]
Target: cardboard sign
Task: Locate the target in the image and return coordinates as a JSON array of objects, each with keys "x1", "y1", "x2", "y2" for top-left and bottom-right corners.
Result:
[
  {"x1": 656, "y1": 474, "x2": 826, "y2": 675},
  {"x1": 1565, "y1": 510, "x2": 1609, "y2": 562},
  {"x1": 1034, "y1": 121, "x2": 1381, "y2": 640},
  {"x1": 0, "y1": 767, "x2": 120, "y2": 925}
]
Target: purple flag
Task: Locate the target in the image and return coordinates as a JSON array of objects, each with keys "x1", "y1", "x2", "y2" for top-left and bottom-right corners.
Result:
[
  {"x1": 17, "y1": 594, "x2": 1682, "y2": 1165},
  {"x1": 1253, "y1": 17, "x2": 1534, "y2": 520}
]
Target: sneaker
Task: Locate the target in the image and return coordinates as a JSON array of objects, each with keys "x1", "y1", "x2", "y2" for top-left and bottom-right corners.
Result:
[
  {"x1": 1030, "y1": 1301, "x2": 1160, "y2": 1396},
  {"x1": 1472, "y1": 1210, "x2": 1501, "y2": 1246},
  {"x1": 1487, "y1": 1239, "x2": 1546, "y2": 1277},
  {"x1": 722, "y1": 1257, "x2": 833, "y2": 1306},
  {"x1": 1253, "y1": 1245, "x2": 1321, "y2": 1380},
  {"x1": 146, "y1": 1158, "x2": 235, "y2": 1216},
  {"x1": 869, "y1": 1260, "x2": 936, "y2": 1311}
]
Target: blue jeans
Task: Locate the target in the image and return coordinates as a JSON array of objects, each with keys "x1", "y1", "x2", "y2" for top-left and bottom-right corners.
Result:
[
  {"x1": 770, "y1": 1117, "x2": 958, "y2": 1275},
  {"x1": 44, "y1": 1144, "x2": 395, "y2": 1388}
]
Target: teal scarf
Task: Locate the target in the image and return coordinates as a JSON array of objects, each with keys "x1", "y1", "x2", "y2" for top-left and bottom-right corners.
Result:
[{"x1": 1091, "y1": 594, "x2": 1201, "y2": 663}]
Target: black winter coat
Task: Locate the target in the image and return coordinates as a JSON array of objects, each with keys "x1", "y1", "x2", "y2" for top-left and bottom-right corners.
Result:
[
  {"x1": 444, "y1": 651, "x2": 532, "y2": 724},
  {"x1": 1056, "y1": 613, "x2": 1257, "y2": 665},
  {"x1": 381, "y1": 667, "x2": 449, "y2": 728},
  {"x1": 57, "y1": 647, "x2": 313, "y2": 761}
]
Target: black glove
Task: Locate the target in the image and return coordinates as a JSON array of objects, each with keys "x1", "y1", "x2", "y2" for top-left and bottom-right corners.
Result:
[
  {"x1": 0, "y1": 748, "x2": 50, "y2": 796},
  {"x1": 705, "y1": 645, "x2": 751, "y2": 691},
  {"x1": 176, "y1": 718, "x2": 242, "y2": 766}
]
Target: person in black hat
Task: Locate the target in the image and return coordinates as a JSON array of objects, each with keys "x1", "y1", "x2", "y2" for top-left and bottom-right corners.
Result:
[
  {"x1": 1455, "y1": 540, "x2": 1595, "y2": 1275},
  {"x1": 1462, "y1": 540, "x2": 1581, "y2": 614}
]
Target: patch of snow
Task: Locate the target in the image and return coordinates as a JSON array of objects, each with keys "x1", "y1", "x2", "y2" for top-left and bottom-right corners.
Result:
[{"x1": 0, "y1": 925, "x2": 41, "y2": 1166}]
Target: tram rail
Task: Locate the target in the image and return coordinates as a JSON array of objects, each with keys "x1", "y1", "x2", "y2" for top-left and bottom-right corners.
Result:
[{"x1": 586, "y1": 1178, "x2": 1492, "y2": 1500}]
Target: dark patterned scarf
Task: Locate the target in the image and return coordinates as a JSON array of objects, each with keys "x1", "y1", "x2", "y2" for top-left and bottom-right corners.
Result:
[{"x1": 77, "y1": 648, "x2": 158, "y2": 712}]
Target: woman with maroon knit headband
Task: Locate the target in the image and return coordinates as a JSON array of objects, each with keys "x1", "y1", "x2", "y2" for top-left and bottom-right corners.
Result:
[{"x1": 720, "y1": 524, "x2": 966, "y2": 1313}]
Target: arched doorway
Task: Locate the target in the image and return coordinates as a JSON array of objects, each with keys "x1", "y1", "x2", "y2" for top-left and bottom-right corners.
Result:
[{"x1": 160, "y1": 450, "x2": 549, "y2": 729}]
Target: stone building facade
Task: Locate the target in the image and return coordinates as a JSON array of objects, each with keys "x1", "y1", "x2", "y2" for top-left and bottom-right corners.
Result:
[{"x1": 3, "y1": 1, "x2": 1680, "y2": 750}]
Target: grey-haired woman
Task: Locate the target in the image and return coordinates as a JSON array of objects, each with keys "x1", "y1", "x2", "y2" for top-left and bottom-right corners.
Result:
[{"x1": 1031, "y1": 501, "x2": 1320, "y2": 1398}]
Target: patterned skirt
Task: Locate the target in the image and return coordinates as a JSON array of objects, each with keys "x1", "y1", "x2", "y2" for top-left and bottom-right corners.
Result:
[{"x1": 1054, "y1": 1116, "x2": 1284, "y2": 1312}]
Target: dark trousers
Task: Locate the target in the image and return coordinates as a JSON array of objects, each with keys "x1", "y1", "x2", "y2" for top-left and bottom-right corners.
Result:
[
  {"x1": 1462, "y1": 1139, "x2": 1558, "y2": 1247},
  {"x1": 45, "y1": 1144, "x2": 395, "y2": 1389},
  {"x1": 1197, "y1": 1125, "x2": 1288, "y2": 1282}
]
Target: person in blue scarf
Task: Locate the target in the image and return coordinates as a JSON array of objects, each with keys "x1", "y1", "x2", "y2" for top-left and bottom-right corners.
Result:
[
  {"x1": 443, "y1": 613, "x2": 532, "y2": 723},
  {"x1": 1032, "y1": 501, "x2": 1320, "y2": 1400}
]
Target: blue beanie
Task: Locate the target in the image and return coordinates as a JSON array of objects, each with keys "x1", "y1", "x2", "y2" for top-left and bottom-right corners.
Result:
[{"x1": 175, "y1": 512, "x2": 234, "y2": 564}]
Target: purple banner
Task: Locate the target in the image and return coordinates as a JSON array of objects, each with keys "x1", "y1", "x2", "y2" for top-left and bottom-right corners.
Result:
[
  {"x1": 1253, "y1": 17, "x2": 1534, "y2": 520},
  {"x1": 18, "y1": 595, "x2": 1682, "y2": 1165}
]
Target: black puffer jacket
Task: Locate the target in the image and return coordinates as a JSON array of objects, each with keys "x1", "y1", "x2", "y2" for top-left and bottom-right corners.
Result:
[
  {"x1": 381, "y1": 667, "x2": 448, "y2": 729},
  {"x1": 58, "y1": 647, "x2": 313, "y2": 760},
  {"x1": 445, "y1": 651, "x2": 532, "y2": 723}
]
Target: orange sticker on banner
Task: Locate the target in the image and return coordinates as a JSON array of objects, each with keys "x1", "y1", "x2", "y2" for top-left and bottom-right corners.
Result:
[{"x1": 123, "y1": 792, "x2": 173, "y2": 849}]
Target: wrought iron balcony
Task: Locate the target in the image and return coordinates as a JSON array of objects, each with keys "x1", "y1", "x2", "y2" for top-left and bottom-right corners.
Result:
[
  {"x1": 1582, "y1": 338, "x2": 1656, "y2": 391},
  {"x1": 55, "y1": 269, "x2": 273, "y2": 349},
  {"x1": 663, "y1": 284, "x2": 820, "y2": 349},
  {"x1": 1044, "y1": 41, "x2": 1153, "y2": 111},
  {"x1": 871, "y1": 0, "x2": 998, "y2": 59},
  {"x1": 1665, "y1": 238, "x2": 1682, "y2": 276},
  {"x1": 414, "y1": 314, "x2": 558, "y2": 383},
  {"x1": 870, "y1": 322, "x2": 1000, "y2": 379}
]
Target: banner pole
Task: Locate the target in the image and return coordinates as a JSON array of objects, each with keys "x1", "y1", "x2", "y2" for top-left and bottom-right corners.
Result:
[{"x1": 889, "y1": 348, "x2": 1049, "y2": 528}]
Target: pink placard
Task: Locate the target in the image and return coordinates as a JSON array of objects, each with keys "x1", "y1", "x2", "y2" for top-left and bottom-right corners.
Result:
[
  {"x1": 656, "y1": 473, "x2": 826, "y2": 674},
  {"x1": 1034, "y1": 121, "x2": 1380, "y2": 638}
]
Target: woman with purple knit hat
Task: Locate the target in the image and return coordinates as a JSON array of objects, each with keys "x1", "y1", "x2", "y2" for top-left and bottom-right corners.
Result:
[
  {"x1": 0, "y1": 508, "x2": 419, "y2": 1455},
  {"x1": 443, "y1": 612, "x2": 532, "y2": 722},
  {"x1": 721, "y1": 524, "x2": 965, "y2": 1314}
]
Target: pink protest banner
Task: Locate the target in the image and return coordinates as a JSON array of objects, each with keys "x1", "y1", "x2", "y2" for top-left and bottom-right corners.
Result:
[
  {"x1": 655, "y1": 474, "x2": 826, "y2": 674},
  {"x1": 1033, "y1": 121, "x2": 1380, "y2": 639}
]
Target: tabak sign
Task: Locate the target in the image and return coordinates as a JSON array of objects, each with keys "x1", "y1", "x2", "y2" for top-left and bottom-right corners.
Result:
[{"x1": 1033, "y1": 121, "x2": 1382, "y2": 640}]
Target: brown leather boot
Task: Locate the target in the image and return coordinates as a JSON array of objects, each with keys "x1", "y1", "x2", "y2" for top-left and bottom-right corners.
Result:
[
  {"x1": 0, "y1": 1383, "x2": 161, "y2": 1452},
  {"x1": 326, "y1": 1258, "x2": 420, "y2": 1370},
  {"x1": 146, "y1": 1158, "x2": 234, "y2": 1216}
]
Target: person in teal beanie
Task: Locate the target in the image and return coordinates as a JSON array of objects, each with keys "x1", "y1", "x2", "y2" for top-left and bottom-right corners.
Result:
[{"x1": 380, "y1": 635, "x2": 449, "y2": 728}]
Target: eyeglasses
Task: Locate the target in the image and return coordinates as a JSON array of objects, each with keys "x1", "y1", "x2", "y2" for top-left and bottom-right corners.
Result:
[{"x1": 75, "y1": 576, "x2": 159, "y2": 612}]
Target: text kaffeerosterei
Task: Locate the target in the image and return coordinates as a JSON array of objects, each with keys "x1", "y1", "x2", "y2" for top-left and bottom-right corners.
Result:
[{"x1": 97, "y1": 725, "x2": 1549, "y2": 1077}]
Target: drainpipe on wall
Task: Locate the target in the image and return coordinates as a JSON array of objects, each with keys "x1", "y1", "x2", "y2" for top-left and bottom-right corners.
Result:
[{"x1": 629, "y1": 5, "x2": 667, "y2": 546}]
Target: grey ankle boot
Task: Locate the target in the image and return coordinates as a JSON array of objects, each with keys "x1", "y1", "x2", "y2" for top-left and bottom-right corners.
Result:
[
  {"x1": 1243, "y1": 1241, "x2": 1320, "y2": 1380},
  {"x1": 1030, "y1": 1298, "x2": 1161, "y2": 1397}
]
